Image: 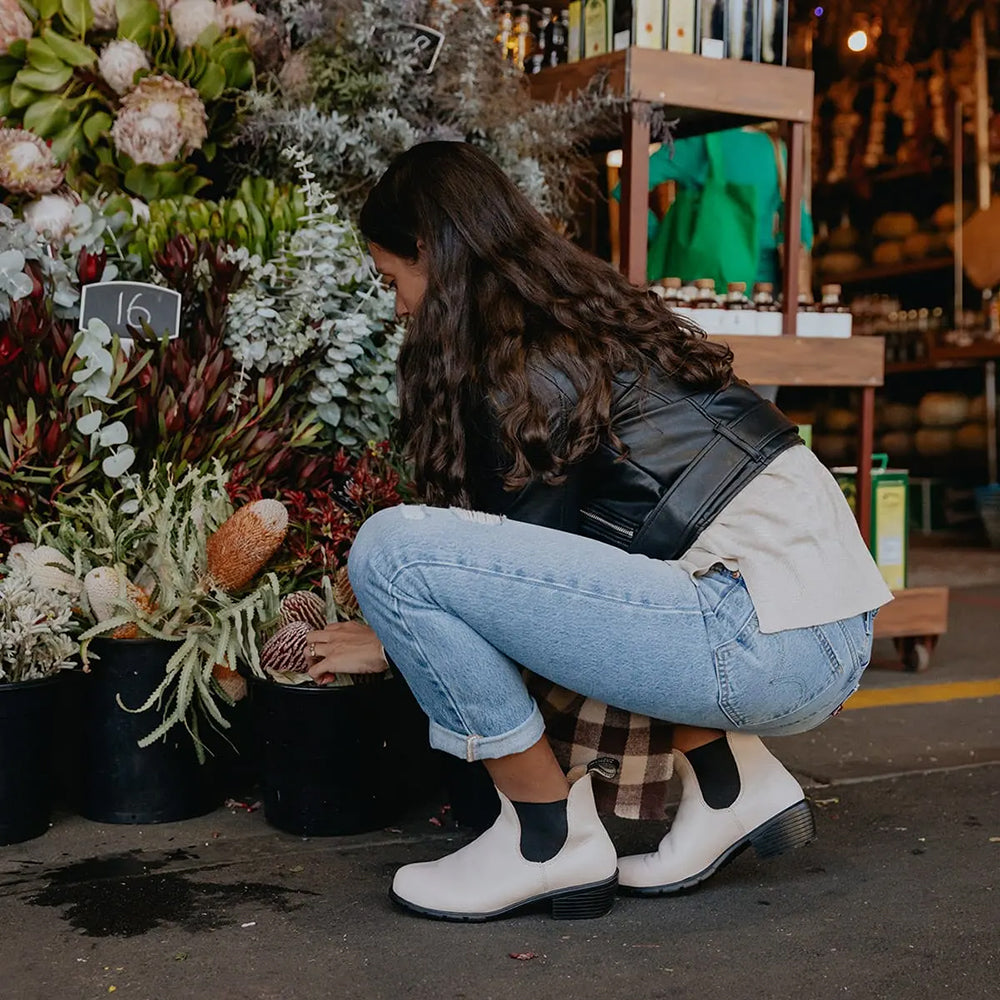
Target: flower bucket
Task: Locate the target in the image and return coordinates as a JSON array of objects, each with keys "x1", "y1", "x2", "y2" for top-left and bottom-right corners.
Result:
[
  {"x1": 80, "y1": 637, "x2": 224, "y2": 824},
  {"x1": 250, "y1": 673, "x2": 432, "y2": 837},
  {"x1": 0, "y1": 675, "x2": 62, "y2": 846}
]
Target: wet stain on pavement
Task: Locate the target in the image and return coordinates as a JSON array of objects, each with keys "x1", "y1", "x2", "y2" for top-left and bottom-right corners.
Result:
[{"x1": 25, "y1": 850, "x2": 316, "y2": 938}]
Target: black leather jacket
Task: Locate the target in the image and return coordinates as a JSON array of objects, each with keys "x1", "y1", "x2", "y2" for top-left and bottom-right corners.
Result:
[{"x1": 469, "y1": 363, "x2": 802, "y2": 560}]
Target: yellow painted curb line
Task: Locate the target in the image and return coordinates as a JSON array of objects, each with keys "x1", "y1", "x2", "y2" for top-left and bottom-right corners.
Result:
[{"x1": 844, "y1": 679, "x2": 1000, "y2": 711}]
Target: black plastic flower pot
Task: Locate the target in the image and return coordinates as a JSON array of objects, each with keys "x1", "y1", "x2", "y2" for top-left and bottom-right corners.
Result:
[
  {"x1": 0, "y1": 674, "x2": 62, "y2": 846},
  {"x1": 80, "y1": 637, "x2": 224, "y2": 825},
  {"x1": 250, "y1": 673, "x2": 434, "y2": 837}
]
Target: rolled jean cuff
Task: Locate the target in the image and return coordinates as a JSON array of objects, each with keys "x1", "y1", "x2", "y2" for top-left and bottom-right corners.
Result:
[{"x1": 428, "y1": 702, "x2": 546, "y2": 763}]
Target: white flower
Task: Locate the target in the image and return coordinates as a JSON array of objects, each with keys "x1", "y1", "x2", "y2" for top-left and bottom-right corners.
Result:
[
  {"x1": 129, "y1": 197, "x2": 151, "y2": 223},
  {"x1": 110, "y1": 75, "x2": 208, "y2": 165},
  {"x1": 99, "y1": 39, "x2": 150, "y2": 95},
  {"x1": 90, "y1": 0, "x2": 118, "y2": 31},
  {"x1": 0, "y1": 128, "x2": 65, "y2": 195},
  {"x1": 0, "y1": 0, "x2": 32, "y2": 57},
  {"x1": 219, "y1": 1, "x2": 260, "y2": 33},
  {"x1": 170, "y1": 0, "x2": 221, "y2": 48},
  {"x1": 22, "y1": 193, "x2": 77, "y2": 241}
]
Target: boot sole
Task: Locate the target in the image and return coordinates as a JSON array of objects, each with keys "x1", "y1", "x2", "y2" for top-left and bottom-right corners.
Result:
[
  {"x1": 389, "y1": 871, "x2": 619, "y2": 922},
  {"x1": 621, "y1": 799, "x2": 816, "y2": 897}
]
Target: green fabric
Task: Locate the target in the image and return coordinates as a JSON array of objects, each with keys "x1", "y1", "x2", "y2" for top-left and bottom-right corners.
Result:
[
  {"x1": 647, "y1": 133, "x2": 758, "y2": 289},
  {"x1": 612, "y1": 128, "x2": 814, "y2": 286}
]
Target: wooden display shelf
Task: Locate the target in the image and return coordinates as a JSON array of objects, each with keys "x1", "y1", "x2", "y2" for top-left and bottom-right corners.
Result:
[
  {"x1": 874, "y1": 588, "x2": 950, "y2": 639},
  {"x1": 528, "y1": 48, "x2": 814, "y2": 133},
  {"x1": 530, "y1": 49, "x2": 947, "y2": 670},
  {"x1": 707, "y1": 335, "x2": 884, "y2": 387},
  {"x1": 824, "y1": 257, "x2": 954, "y2": 286}
]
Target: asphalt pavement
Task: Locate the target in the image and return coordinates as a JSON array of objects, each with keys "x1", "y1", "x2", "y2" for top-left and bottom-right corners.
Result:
[{"x1": 0, "y1": 567, "x2": 997, "y2": 1000}]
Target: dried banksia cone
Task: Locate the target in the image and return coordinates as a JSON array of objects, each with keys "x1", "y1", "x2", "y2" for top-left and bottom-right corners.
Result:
[
  {"x1": 205, "y1": 499, "x2": 288, "y2": 592},
  {"x1": 278, "y1": 591, "x2": 326, "y2": 631},
  {"x1": 212, "y1": 660, "x2": 247, "y2": 701},
  {"x1": 332, "y1": 566, "x2": 359, "y2": 619},
  {"x1": 84, "y1": 566, "x2": 157, "y2": 639},
  {"x1": 260, "y1": 621, "x2": 310, "y2": 674}
]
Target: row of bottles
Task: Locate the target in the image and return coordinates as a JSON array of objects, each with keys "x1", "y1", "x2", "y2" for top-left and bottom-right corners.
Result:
[
  {"x1": 496, "y1": 0, "x2": 788, "y2": 69},
  {"x1": 653, "y1": 278, "x2": 846, "y2": 312}
]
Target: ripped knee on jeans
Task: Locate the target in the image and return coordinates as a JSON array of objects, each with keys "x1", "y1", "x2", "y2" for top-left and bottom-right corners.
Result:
[{"x1": 449, "y1": 507, "x2": 504, "y2": 525}]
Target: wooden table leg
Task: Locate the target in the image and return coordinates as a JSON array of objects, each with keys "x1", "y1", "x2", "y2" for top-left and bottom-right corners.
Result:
[
  {"x1": 857, "y1": 384, "x2": 875, "y2": 545},
  {"x1": 621, "y1": 102, "x2": 651, "y2": 287},
  {"x1": 782, "y1": 120, "x2": 805, "y2": 335}
]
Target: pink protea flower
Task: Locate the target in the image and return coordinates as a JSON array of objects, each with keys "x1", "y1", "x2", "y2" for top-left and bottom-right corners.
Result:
[
  {"x1": 99, "y1": 39, "x2": 150, "y2": 94},
  {"x1": 90, "y1": 0, "x2": 117, "y2": 31},
  {"x1": 169, "y1": 0, "x2": 220, "y2": 48},
  {"x1": 110, "y1": 74, "x2": 208, "y2": 165},
  {"x1": 0, "y1": 0, "x2": 32, "y2": 57},
  {"x1": 0, "y1": 128, "x2": 65, "y2": 195}
]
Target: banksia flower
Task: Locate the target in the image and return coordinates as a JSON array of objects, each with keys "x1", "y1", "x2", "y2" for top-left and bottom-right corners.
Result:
[
  {"x1": 260, "y1": 620, "x2": 309, "y2": 674},
  {"x1": 0, "y1": 128, "x2": 65, "y2": 195},
  {"x1": 205, "y1": 499, "x2": 288, "y2": 592},
  {"x1": 84, "y1": 566, "x2": 157, "y2": 639},
  {"x1": 332, "y1": 566, "x2": 359, "y2": 619},
  {"x1": 278, "y1": 590, "x2": 325, "y2": 631},
  {"x1": 212, "y1": 659, "x2": 247, "y2": 701}
]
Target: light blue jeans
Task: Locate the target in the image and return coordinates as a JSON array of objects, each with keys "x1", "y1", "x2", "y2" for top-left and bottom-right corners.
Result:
[{"x1": 348, "y1": 504, "x2": 875, "y2": 762}]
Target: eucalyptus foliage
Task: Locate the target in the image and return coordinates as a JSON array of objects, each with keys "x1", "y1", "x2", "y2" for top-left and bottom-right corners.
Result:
[{"x1": 223, "y1": 148, "x2": 401, "y2": 446}]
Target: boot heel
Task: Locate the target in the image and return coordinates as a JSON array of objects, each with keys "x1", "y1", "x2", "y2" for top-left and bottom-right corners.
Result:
[
  {"x1": 550, "y1": 873, "x2": 618, "y2": 920},
  {"x1": 749, "y1": 800, "x2": 816, "y2": 859}
]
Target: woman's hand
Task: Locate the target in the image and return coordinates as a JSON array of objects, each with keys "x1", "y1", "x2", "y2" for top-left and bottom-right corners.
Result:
[{"x1": 305, "y1": 621, "x2": 388, "y2": 684}]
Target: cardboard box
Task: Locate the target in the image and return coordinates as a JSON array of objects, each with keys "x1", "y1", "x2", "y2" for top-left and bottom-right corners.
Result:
[{"x1": 832, "y1": 455, "x2": 908, "y2": 591}]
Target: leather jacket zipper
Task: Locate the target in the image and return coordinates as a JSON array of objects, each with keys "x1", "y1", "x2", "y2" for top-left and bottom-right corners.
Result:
[{"x1": 580, "y1": 508, "x2": 635, "y2": 540}]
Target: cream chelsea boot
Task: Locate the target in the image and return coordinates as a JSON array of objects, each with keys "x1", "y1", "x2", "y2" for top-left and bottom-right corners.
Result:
[
  {"x1": 390, "y1": 772, "x2": 619, "y2": 921},
  {"x1": 618, "y1": 733, "x2": 815, "y2": 894}
]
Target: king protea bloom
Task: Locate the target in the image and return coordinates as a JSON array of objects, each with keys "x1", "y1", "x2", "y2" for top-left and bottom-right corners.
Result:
[
  {"x1": 99, "y1": 39, "x2": 150, "y2": 95},
  {"x1": 90, "y1": 0, "x2": 118, "y2": 30},
  {"x1": 0, "y1": 129, "x2": 65, "y2": 195},
  {"x1": 22, "y1": 193, "x2": 77, "y2": 241},
  {"x1": 169, "y1": 0, "x2": 220, "y2": 48},
  {"x1": 0, "y1": 0, "x2": 32, "y2": 57},
  {"x1": 110, "y1": 75, "x2": 208, "y2": 165}
]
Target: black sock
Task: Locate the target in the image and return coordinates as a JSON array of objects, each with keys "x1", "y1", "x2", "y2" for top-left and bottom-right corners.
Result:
[
  {"x1": 511, "y1": 799, "x2": 569, "y2": 862},
  {"x1": 686, "y1": 737, "x2": 741, "y2": 809}
]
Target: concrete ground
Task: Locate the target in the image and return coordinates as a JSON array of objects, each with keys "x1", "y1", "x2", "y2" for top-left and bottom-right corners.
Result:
[{"x1": 1, "y1": 544, "x2": 997, "y2": 1000}]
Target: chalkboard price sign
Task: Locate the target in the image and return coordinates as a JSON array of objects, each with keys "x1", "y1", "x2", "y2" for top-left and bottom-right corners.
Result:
[
  {"x1": 79, "y1": 281, "x2": 182, "y2": 342},
  {"x1": 402, "y1": 23, "x2": 445, "y2": 73}
]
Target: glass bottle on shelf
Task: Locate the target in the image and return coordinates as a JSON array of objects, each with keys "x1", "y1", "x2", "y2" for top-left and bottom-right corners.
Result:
[
  {"x1": 496, "y1": 1, "x2": 514, "y2": 59},
  {"x1": 528, "y1": 7, "x2": 552, "y2": 72},
  {"x1": 511, "y1": 4, "x2": 534, "y2": 71},
  {"x1": 758, "y1": 0, "x2": 787, "y2": 65},
  {"x1": 583, "y1": 0, "x2": 610, "y2": 57},
  {"x1": 724, "y1": 281, "x2": 750, "y2": 309},
  {"x1": 666, "y1": 0, "x2": 698, "y2": 53},
  {"x1": 549, "y1": 10, "x2": 569, "y2": 66},
  {"x1": 819, "y1": 284, "x2": 847, "y2": 312},
  {"x1": 752, "y1": 281, "x2": 779, "y2": 310},
  {"x1": 699, "y1": 0, "x2": 727, "y2": 59},
  {"x1": 797, "y1": 291, "x2": 817, "y2": 312},
  {"x1": 728, "y1": 0, "x2": 757, "y2": 62},
  {"x1": 658, "y1": 277, "x2": 684, "y2": 306},
  {"x1": 694, "y1": 278, "x2": 719, "y2": 308}
]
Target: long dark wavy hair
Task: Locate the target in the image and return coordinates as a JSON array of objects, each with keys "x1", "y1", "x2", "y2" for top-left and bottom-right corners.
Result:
[{"x1": 359, "y1": 141, "x2": 734, "y2": 506}]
